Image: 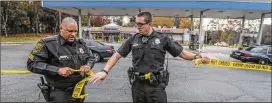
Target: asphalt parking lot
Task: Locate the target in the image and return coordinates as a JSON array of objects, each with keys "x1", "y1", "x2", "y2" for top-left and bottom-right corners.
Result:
[{"x1": 1, "y1": 43, "x2": 271, "y2": 102}]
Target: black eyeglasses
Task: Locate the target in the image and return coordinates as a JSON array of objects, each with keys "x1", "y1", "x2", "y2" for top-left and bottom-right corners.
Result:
[{"x1": 135, "y1": 22, "x2": 149, "y2": 27}]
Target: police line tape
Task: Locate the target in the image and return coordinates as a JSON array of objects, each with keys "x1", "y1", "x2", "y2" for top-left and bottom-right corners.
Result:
[
  {"x1": 72, "y1": 70, "x2": 94, "y2": 99},
  {"x1": 193, "y1": 59, "x2": 272, "y2": 72},
  {"x1": 1, "y1": 70, "x2": 32, "y2": 74},
  {"x1": 0, "y1": 69, "x2": 88, "y2": 74},
  {"x1": 1, "y1": 69, "x2": 94, "y2": 99}
]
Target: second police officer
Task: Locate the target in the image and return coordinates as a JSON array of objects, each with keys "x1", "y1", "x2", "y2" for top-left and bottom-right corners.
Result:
[
  {"x1": 27, "y1": 17, "x2": 96, "y2": 103},
  {"x1": 90, "y1": 12, "x2": 212, "y2": 103}
]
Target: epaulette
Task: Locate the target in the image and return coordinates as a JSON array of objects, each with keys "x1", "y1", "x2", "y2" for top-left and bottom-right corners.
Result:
[
  {"x1": 155, "y1": 31, "x2": 163, "y2": 34},
  {"x1": 154, "y1": 31, "x2": 164, "y2": 37},
  {"x1": 132, "y1": 33, "x2": 138, "y2": 38},
  {"x1": 43, "y1": 35, "x2": 58, "y2": 42},
  {"x1": 77, "y1": 38, "x2": 86, "y2": 44}
]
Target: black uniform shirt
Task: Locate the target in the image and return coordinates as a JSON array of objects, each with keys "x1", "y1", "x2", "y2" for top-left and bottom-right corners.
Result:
[
  {"x1": 117, "y1": 30, "x2": 183, "y2": 73},
  {"x1": 27, "y1": 34, "x2": 95, "y2": 87}
]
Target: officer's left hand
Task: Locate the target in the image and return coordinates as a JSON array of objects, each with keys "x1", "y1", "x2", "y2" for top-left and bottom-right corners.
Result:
[
  {"x1": 79, "y1": 65, "x2": 91, "y2": 75},
  {"x1": 199, "y1": 53, "x2": 217, "y2": 64}
]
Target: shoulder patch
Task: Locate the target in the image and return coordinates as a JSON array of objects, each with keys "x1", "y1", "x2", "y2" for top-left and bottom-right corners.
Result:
[
  {"x1": 133, "y1": 33, "x2": 141, "y2": 38},
  {"x1": 32, "y1": 41, "x2": 45, "y2": 54},
  {"x1": 28, "y1": 54, "x2": 34, "y2": 61}
]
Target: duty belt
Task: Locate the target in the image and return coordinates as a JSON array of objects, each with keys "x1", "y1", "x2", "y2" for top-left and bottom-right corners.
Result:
[
  {"x1": 134, "y1": 72, "x2": 161, "y2": 86},
  {"x1": 127, "y1": 67, "x2": 169, "y2": 86}
]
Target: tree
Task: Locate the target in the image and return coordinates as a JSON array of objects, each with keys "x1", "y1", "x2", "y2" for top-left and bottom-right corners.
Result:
[
  {"x1": 1, "y1": 1, "x2": 10, "y2": 36},
  {"x1": 224, "y1": 19, "x2": 242, "y2": 45},
  {"x1": 82, "y1": 16, "x2": 88, "y2": 26},
  {"x1": 208, "y1": 19, "x2": 221, "y2": 31},
  {"x1": 39, "y1": 7, "x2": 58, "y2": 33},
  {"x1": 123, "y1": 22, "x2": 136, "y2": 27},
  {"x1": 152, "y1": 17, "x2": 173, "y2": 28},
  {"x1": 116, "y1": 16, "x2": 123, "y2": 26},
  {"x1": 111, "y1": 16, "x2": 123, "y2": 26},
  {"x1": 179, "y1": 18, "x2": 191, "y2": 29},
  {"x1": 24, "y1": 1, "x2": 44, "y2": 34},
  {"x1": 1, "y1": 1, "x2": 29, "y2": 36},
  {"x1": 1, "y1": 1, "x2": 67, "y2": 35},
  {"x1": 261, "y1": 24, "x2": 272, "y2": 44},
  {"x1": 194, "y1": 19, "x2": 200, "y2": 29},
  {"x1": 244, "y1": 19, "x2": 260, "y2": 33},
  {"x1": 207, "y1": 18, "x2": 243, "y2": 45},
  {"x1": 129, "y1": 16, "x2": 135, "y2": 22},
  {"x1": 209, "y1": 30, "x2": 222, "y2": 44},
  {"x1": 173, "y1": 17, "x2": 181, "y2": 28},
  {"x1": 122, "y1": 16, "x2": 136, "y2": 27},
  {"x1": 90, "y1": 16, "x2": 110, "y2": 27}
]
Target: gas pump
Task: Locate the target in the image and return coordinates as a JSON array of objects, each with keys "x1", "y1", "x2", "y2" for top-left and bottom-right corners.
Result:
[{"x1": 189, "y1": 31, "x2": 199, "y2": 50}]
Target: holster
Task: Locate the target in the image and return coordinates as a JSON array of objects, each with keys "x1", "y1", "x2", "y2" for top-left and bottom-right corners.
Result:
[
  {"x1": 127, "y1": 67, "x2": 135, "y2": 85},
  {"x1": 159, "y1": 70, "x2": 170, "y2": 86},
  {"x1": 149, "y1": 73, "x2": 159, "y2": 86},
  {"x1": 37, "y1": 76, "x2": 51, "y2": 102}
]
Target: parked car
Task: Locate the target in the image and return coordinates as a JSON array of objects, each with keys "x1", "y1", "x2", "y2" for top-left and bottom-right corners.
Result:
[
  {"x1": 214, "y1": 42, "x2": 228, "y2": 47},
  {"x1": 84, "y1": 39, "x2": 115, "y2": 62},
  {"x1": 230, "y1": 45, "x2": 272, "y2": 65}
]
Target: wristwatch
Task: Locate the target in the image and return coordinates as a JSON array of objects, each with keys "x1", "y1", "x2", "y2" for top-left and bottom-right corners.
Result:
[
  {"x1": 101, "y1": 69, "x2": 108, "y2": 75},
  {"x1": 194, "y1": 54, "x2": 201, "y2": 59}
]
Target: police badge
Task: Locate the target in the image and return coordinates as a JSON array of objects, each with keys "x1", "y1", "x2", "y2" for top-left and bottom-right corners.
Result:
[
  {"x1": 155, "y1": 38, "x2": 160, "y2": 45},
  {"x1": 142, "y1": 37, "x2": 148, "y2": 44},
  {"x1": 79, "y1": 48, "x2": 84, "y2": 54}
]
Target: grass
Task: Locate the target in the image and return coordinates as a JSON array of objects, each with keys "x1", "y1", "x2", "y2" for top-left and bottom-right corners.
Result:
[
  {"x1": 1, "y1": 34, "x2": 127, "y2": 43},
  {"x1": 1, "y1": 33, "x2": 54, "y2": 42}
]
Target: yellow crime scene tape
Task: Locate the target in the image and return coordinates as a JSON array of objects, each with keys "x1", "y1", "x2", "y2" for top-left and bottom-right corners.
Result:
[
  {"x1": 1, "y1": 69, "x2": 94, "y2": 99},
  {"x1": 1, "y1": 69, "x2": 32, "y2": 74},
  {"x1": 2, "y1": 60, "x2": 271, "y2": 99},
  {"x1": 193, "y1": 59, "x2": 272, "y2": 72},
  {"x1": 71, "y1": 70, "x2": 94, "y2": 99}
]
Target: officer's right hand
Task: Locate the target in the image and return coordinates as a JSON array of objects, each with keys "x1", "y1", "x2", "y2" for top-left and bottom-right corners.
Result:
[
  {"x1": 89, "y1": 72, "x2": 107, "y2": 85},
  {"x1": 57, "y1": 67, "x2": 73, "y2": 77}
]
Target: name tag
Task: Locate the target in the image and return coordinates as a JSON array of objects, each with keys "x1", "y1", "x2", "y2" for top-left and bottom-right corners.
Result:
[
  {"x1": 133, "y1": 43, "x2": 139, "y2": 47},
  {"x1": 59, "y1": 55, "x2": 69, "y2": 60}
]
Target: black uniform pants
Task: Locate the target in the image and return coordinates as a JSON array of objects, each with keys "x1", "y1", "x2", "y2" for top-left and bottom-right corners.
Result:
[
  {"x1": 49, "y1": 87, "x2": 84, "y2": 103},
  {"x1": 132, "y1": 80, "x2": 167, "y2": 103}
]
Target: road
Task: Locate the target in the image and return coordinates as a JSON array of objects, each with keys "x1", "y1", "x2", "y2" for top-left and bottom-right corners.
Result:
[{"x1": 1, "y1": 43, "x2": 271, "y2": 102}]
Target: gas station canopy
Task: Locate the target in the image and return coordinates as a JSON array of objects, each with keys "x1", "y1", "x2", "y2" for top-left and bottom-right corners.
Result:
[
  {"x1": 42, "y1": 0, "x2": 271, "y2": 47},
  {"x1": 42, "y1": 1, "x2": 271, "y2": 19}
]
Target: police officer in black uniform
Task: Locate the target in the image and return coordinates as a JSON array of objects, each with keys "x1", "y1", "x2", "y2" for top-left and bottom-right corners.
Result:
[
  {"x1": 90, "y1": 12, "x2": 211, "y2": 103},
  {"x1": 27, "y1": 17, "x2": 96, "y2": 103}
]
